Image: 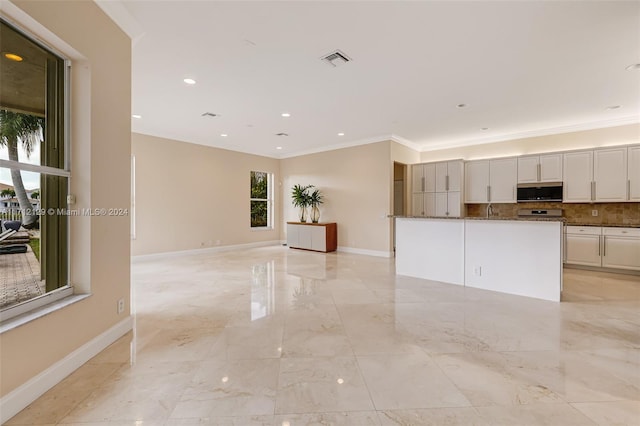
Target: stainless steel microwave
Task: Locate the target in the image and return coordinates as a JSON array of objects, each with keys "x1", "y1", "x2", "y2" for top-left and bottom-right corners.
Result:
[{"x1": 516, "y1": 182, "x2": 563, "y2": 202}]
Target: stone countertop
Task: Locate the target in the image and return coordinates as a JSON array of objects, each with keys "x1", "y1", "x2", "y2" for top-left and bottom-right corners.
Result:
[
  {"x1": 390, "y1": 215, "x2": 566, "y2": 222},
  {"x1": 389, "y1": 215, "x2": 640, "y2": 228},
  {"x1": 565, "y1": 223, "x2": 640, "y2": 228}
]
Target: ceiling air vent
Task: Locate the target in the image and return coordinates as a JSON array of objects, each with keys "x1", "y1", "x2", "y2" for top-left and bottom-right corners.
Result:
[
  {"x1": 201, "y1": 112, "x2": 218, "y2": 117},
  {"x1": 321, "y1": 50, "x2": 351, "y2": 67},
  {"x1": 276, "y1": 132, "x2": 289, "y2": 137}
]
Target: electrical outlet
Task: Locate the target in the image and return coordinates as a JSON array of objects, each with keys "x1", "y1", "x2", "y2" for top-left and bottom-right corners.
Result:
[
  {"x1": 592, "y1": 209, "x2": 598, "y2": 217},
  {"x1": 117, "y1": 298, "x2": 125, "y2": 314},
  {"x1": 474, "y1": 266, "x2": 482, "y2": 276}
]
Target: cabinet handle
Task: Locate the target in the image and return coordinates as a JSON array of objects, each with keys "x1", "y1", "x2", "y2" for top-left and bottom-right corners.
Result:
[
  {"x1": 603, "y1": 235, "x2": 606, "y2": 257},
  {"x1": 591, "y1": 181, "x2": 595, "y2": 201},
  {"x1": 446, "y1": 175, "x2": 449, "y2": 191},
  {"x1": 598, "y1": 235, "x2": 601, "y2": 256},
  {"x1": 537, "y1": 163, "x2": 541, "y2": 182},
  {"x1": 487, "y1": 185, "x2": 491, "y2": 202},
  {"x1": 421, "y1": 177, "x2": 425, "y2": 192},
  {"x1": 628, "y1": 180, "x2": 631, "y2": 200}
]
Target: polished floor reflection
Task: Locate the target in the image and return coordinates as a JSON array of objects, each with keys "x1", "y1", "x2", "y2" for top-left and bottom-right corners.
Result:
[{"x1": 7, "y1": 246, "x2": 640, "y2": 425}]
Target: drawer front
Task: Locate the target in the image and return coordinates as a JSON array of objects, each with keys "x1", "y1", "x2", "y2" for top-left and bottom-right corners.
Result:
[
  {"x1": 565, "y1": 226, "x2": 602, "y2": 236},
  {"x1": 602, "y1": 227, "x2": 640, "y2": 237}
]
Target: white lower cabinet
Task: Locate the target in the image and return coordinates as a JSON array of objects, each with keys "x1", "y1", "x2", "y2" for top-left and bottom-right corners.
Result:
[
  {"x1": 602, "y1": 228, "x2": 640, "y2": 271},
  {"x1": 286, "y1": 222, "x2": 337, "y2": 253},
  {"x1": 565, "y1": 226, "x2": 602, "y2": 266},
  {"x1": 565, "y1": 226, "x2": 640, "y2": 271}
]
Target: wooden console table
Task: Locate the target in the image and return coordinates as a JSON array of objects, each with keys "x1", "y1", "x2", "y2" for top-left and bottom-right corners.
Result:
[{"x1": 286, "y1": 222, "x2": 337, "y2": 253}]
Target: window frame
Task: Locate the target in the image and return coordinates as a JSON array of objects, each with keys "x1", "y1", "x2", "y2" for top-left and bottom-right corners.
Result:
[
  {"x1": 0, "y1": 17, "x2": 72, "y2": 322},
  {"x1": 249, "y1": 170, "x2": 273, "y2": 230}
]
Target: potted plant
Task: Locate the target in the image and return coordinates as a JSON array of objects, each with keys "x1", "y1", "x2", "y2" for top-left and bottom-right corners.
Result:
[
  {"x1": 291, "y1": 184, "x2": 313, "y2": 222},
  {"x1": 309, "y1": 188, "x2": 324, "y2": 223}
]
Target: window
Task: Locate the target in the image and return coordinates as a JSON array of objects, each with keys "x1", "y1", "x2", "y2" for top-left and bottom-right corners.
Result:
[
  {"x1": 250, "y1": 171, "x2": 273, "y2": 228},
  {"x1": 0, "y1": 19, "x2": 70, "y2": 317}
]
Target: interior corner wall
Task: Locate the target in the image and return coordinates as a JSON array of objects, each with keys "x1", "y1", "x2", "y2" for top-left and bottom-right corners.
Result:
[
  {"x1": 420, "y1": 123, "x2": 640, "y2": 162},
  {"x1": 1, "y1": 0, "x2": 131, "y2": 399},
  {"x1": 280, "y1": 141, "x2": 392, "y2": 255},
  {"x1": 131, "y1": 133, "x2": 281, "y2": 256}
]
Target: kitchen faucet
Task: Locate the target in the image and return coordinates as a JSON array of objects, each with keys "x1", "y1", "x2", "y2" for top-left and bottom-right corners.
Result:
[{"x1": 486, "y1": 203, "x2": 494, "y2": 218}]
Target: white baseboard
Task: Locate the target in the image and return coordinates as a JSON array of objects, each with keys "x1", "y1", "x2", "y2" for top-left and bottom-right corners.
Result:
[
  {"x1": 0, "y1": 316, "x2": 133, "y2": 424},
  {"x1": 337, "y1": 246, "x2": 393, "y2": 258},
  {"x1": 132, "y1": 240, "x2": 282, "y2": 262}
]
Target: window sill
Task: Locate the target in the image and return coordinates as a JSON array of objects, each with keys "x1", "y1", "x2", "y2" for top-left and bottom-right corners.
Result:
[
  {"x1": 0, "y1": 294, "x2": 90, "y2": 334},
  {"x1": 250, "y1": 227, "x2": 274, "y2": 232}
]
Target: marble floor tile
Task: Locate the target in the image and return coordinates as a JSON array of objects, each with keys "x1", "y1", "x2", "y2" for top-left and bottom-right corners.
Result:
[
  {"x1": 274, "y1": 411, "x2": 381, "y2": 426},
  {"x1": 172, "y1": 358, "x2": 280, "y2": 418},
  {"x1": 6, "y1": 247, "x2": 640, "y2": 425},
  {"x1": 474, "y1": 403, "x2": 597, "y2": 425},
  {"x1": 357, "y1": 352, "x2": 471, "y2": 410},
  {"x1": 571, "y1": 400, "x2": 640, "y2": 425},
  {"x1": 275, "y1": 357, "x2": 374, "y2": 414},
  {"x1": 377, "y1": 407, "x2": 487, "y2": 426}
]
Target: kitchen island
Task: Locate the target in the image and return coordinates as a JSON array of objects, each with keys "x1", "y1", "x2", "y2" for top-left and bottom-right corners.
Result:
[{"x1": 395, "y1": 216, "x2": 564, "y2": 301}]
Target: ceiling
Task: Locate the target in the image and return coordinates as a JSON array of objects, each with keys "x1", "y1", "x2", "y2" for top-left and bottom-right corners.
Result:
[{"x1": 100, "y1": 1, "x2": 640, "y2": 159}]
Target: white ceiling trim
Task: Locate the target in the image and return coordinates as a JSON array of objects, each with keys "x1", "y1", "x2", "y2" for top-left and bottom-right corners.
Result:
[
  {"x1": 390, "y1": 134, "x2": 422, "y2": 152},
  {"x1": 95, "y1": 0, "x2": 145, "y2": 44},
  {"x1": 420, "y1": 116, "x2": 640, "y2": 153}
]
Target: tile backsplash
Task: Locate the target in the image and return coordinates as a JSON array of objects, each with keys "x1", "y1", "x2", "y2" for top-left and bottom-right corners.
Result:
[{"x1": 466, "y1": 202, "x2": 640, "y2": 226}]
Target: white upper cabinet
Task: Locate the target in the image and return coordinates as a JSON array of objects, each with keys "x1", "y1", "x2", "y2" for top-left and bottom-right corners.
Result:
[
  {"x1": 563, "y1": 150, "x2": 593, "y2": 203},
  {"x1": 465, "y1": 160, "x2": 490, "y2": 203},
  {"x1": 412, "y1": 163, "x2": 436, "y2": 193},
  {"x1": 489, "y1": 158, "x2": 518, "y2": 203},
  {"x1": 518, "y1": 154, "x2": 562, "y2": 183},
  {"x1": 447, "y1": 160, "x2": 463, "y2": 191},
  {"x1": 517, "y1": 156, "x2": 540, "y2": 183},
  {"x1": 539, "y1": 154, "x2": 563, "y2": 182},
  {"x1": 627, "y1": 145, "x2": 640, "y2": 201},
  {"x1": 412, "y1": 160, "x2": 463, "y2": 217},
  {"x1": 594, "y1": 147, "x2": 628, "y2": 202}
]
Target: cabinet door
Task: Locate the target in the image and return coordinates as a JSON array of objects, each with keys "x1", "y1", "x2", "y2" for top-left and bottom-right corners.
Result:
[
  {"x1": 565, "y1": 234, "x2": 601, "y2": 266},
  {"x1": 447, "y1": 191, "x2": 461, "y2": 217},
  {"x1": 489, "y1": 158, "x2": 517, "y2": 203},
  {"x1": 411, "y1": 193, "x2": 424, "y2": 216},
  {"x1": 435, "y1": 192, "x2": 448, "y2": 216},
  {"x1": 447, "y1": 161, "x2": 463, "y2": 192},
  {"x1": 425, "y1": 193, "x2": 436, "y2": 217},
  {"x1": 517, "y1": 156, "x2": 539, "y2": 183},
  {"x1": 435, "y1": 162, "x2": 447, "y2": 192},
  {"x1": 424, "y1": 163, "x2": 437, "y2": 193},
  {"x1": 310, "y1": 226, "x2": 327, "y2": 252},
  {"x1": 411, "y1": 164, "x2": 424, "y2": 193},
  {"x1": 629, "y1": 145, "x2": 640, "y2": 201},
  {"x1": 563, "y1": 150, "x2": 593, "y2": 202},
  {"x1": 602, "y1": 236, "x2": 640, "y2": 270},
  {"x1": 287, "y1": 224, "x2": 299, "y2": 248},
  {"x1": 539, "y1": 153, "x2": 563, "y2": 182},
  {"x1": 594, "y1": 148, "x2": 627, "y2": 202},
  {"x1": 464, "y1": 160, "x2": 490, "y2": 203},
  {"x1": 298, "y1": 226, "x2": 312, "y2": 249}
]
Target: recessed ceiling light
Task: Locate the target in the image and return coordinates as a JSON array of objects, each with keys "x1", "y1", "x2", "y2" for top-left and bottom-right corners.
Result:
[
  {"x1": 183, "y1": 78, "x2": 196, "y2": 85},
  {"x1": 457, "y1": 103, "x2": 467, "y2": 108},
  {"x1": 220, "y1": 133, "x2": 228, "y2": 137},
  {"x1": 4, "y1": 53, "x2": 23, "y2": 62},
  {"x1": 337, "y1": 132, "x2": 345, "y2": 136},
  {"x1": 606, "y1": 105, "x2": 621, "y2": 110},
  {"x1": 276, "y1": 146, "x2": 283, "y2": 150},
  {"x1": 481, "y1": 127, "x2": 489, "y2": 130},
  {"x1": 276, "y1": 133, "x2": 289, "y2": 137},
  {"x1": 281, "y1": 113, "x2": 291, "y2": 117},
  {"x1": 132, "y1": 114, "x2": 142, "y2": 119},
  {"x1": 625, "y1": 63, "x2": 640, "y2": 71}
]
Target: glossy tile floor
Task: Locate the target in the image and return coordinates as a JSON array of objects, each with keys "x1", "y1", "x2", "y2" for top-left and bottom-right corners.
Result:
[{"x1": 7, "y1": 246, "x2": 640, "y2": 425}]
